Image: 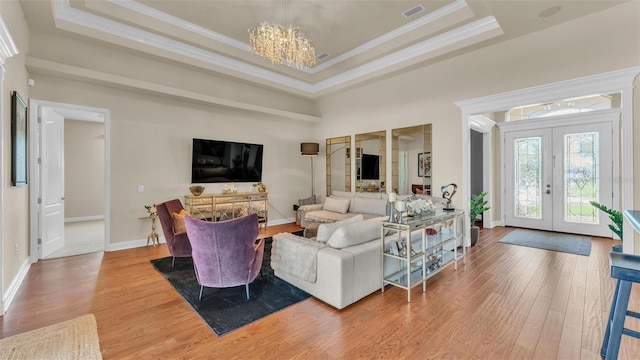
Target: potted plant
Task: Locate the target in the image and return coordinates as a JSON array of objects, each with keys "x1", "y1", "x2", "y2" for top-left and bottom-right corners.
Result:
[
  {"x1": 470, "y1": 192, "x2": 490, "y2": 246},
  {"x1": 590, "y1": 201, "x2": 623, "y2": 240}
]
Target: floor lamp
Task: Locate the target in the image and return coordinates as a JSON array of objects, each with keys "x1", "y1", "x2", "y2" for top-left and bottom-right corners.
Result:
[{"x1": 301, "y1": 142, "x2": 319, "y2": 196}]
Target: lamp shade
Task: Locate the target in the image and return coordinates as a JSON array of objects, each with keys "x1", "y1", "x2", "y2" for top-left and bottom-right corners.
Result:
[{"x1": 301, "y1": 142, "x2": 319, "y2": 156}]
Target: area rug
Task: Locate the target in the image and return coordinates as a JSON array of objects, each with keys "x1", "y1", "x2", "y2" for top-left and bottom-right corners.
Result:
[
  {"x1": 150, "y1": 235, "x2": 310, "y2": 336},
  {"x1": 499, "y1": 228, "x2": 591, "y2": 256},
  {"x1": 0, "y1": 314, "x2": 102, "y2": 359}
]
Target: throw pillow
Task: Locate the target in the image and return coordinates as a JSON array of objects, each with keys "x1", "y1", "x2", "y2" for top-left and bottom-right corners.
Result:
[
  {"x1": 172, "y1": 209, "x2": 188, "y2": 234},
  {"x1": 326, "y1": 217, "x2": 385, "y2": 249},
  {"x1": 316, "y1": 214, "x2": 364, "y2": 243},
  {"x1": 350, "y1": 197, "x2": 387, "y2": 216},
  {"x1": 298, "y1": 195, "x2": 316, "y2": 206},
  {"x1": 323, "y1": 197, "x2": 350, "y2": 214}
]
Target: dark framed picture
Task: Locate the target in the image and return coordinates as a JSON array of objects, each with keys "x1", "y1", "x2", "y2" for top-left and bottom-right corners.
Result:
[
  {"x1": 418, "y1": 152, "x2": 431, "y2": 177},
  {"x1": 12, "y1": 91, "x2": 27, "y2": 186}
]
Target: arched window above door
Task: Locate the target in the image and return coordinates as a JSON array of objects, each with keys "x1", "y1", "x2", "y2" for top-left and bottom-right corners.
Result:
[{"x1": 506, "y1": 94, "x2": 614, "y2": 121}]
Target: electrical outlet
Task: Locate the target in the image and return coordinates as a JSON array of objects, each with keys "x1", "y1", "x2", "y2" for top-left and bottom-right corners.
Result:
[
  {"x1": 138, "y1": 185, "x2": 144, "y2": 193},
  {"x1": 15, "y1": 244, "x2": 18, "y2": 256}
]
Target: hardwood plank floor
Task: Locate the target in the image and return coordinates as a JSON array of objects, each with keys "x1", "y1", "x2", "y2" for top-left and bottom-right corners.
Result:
[{"x1": 1, "y1": 224, "x2": 639, "y2": 359}]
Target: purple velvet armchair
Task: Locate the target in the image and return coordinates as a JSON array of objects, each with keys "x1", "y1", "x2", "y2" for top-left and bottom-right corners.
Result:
[
  {"x1": 157, "y1": 199, "x2": 193, "y2": 267},
  {"x1": 184, "y1": 213, "x2": 264, "y2": 300}
]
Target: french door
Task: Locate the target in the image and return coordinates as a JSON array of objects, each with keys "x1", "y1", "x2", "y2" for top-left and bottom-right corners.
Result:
[{"x1": 505, "y1": 121, "x2": 613, "y2": 237}]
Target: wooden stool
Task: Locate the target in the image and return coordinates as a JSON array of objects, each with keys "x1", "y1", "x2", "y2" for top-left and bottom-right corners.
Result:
[{"x1": 601, "y1": 251, "x2": 640, "y2": 359}]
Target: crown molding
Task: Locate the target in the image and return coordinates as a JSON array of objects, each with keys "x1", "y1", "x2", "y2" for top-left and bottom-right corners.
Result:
[
  {"x1": 456, "y1": 67, "x2": 640, "y2": 115},
  {"x1": 0, "y1": 16, "x2": 18, "y2": 65},
  {"x1": 25, "y1": 57, "x2": 322, "y2": 122},
  {"x1": 310, "y1": 17, "x2": 502, "y2": 94},
  {"x1": 52, "y1": 0, "x2": 503, "y2": 97},
  {"x1": 307, "y1": 0, "x2": 473, "y2": 74},
  {"x1": 108, "y1": 0, "x2": 249, "y2": 52}
]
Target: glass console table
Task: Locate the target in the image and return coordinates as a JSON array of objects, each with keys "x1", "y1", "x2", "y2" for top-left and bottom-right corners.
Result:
[{"x1": 381, "y1": 209, "x2": 465, "y2": 302}]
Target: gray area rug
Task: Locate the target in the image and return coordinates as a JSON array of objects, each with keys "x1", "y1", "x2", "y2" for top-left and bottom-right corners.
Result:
[{"x1": 499, "y1": 228, "x2": 591, "y2": 256}]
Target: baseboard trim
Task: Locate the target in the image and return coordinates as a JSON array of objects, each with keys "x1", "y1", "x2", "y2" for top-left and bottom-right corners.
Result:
[
  {"x1": 491, "y1": 220, "x2": 504, "y2": 228},
  {"x1": 65, "y1": 215, "x2": 105, "y2": 223},
  {"x1": 107, "y1": 237, "x2": 166, "y2": 252},
  {"x1": 2, "y1": 258, "x2": 31, "y2": 314}
]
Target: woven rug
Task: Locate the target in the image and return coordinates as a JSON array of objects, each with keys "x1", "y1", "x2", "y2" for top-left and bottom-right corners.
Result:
[
  {"x1": 0, "y1": 314, "x2": 102, "y2": 359},
  {"x1": 499, "y1": 228, "x2": 591, "y2": 256},
  {"x1": 150, "y1": 234, "x2": 310, "y2": 336}
]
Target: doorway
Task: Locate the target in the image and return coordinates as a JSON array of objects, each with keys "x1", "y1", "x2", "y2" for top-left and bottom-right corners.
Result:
[
  {"x1": 28, "y1": 100, "x2": 111, "y2": 262},
  {"x1": 503, "y1": 113, "x2": 616, "y2": 237}
]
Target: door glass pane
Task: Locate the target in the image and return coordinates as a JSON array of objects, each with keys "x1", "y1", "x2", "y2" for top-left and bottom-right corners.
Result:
[
  {"x1": 514, "y1": 137, "x2": 542, "y2": 219},
  {"x1": 564, "y1": 132, "x2": 599, "y2": 224}
]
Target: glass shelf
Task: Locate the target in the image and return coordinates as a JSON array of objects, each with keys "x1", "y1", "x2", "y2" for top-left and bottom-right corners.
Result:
[{"x1": 381, "y1": 209, "x2": 466, "y2": 302}]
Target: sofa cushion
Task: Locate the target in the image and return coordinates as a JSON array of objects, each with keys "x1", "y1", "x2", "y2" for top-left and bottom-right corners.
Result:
[
  {"x1": 305, "y1": 210, "x2": 355, "y2": 224},
  {"x1": 355, "y1": 192, "x2": 383, "y2": 199},
  {"x1": 324, "y1": 197, "x2": 351, "y2": 214},
  {"x1": 327, "y1": 217, "x2": 385, "y2": 249},
  {"x1": 316, "y1": 215, "x2": 365, "y2": 243},
  {"x1": 332, "y1": 190, "x2": 355, "y2": 198},
  {"x1": 350, "y1": 197, "x2": 387, "y2": 216}
]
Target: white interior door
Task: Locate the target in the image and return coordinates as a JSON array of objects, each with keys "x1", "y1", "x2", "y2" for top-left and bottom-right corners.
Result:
[
  {"x1": 505, "y1": 121, "x2": 613, "y2": 237},
  {"x1": 41, "y1": 107, "x2": 65, "y2": 258}
]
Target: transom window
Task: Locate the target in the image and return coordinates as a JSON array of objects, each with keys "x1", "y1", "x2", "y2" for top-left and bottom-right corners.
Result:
[{"x1": 506, "y1": 94, "x2": 613, "y2": 121}]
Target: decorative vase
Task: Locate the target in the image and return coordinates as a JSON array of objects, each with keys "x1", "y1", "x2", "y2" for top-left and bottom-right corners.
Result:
[
  {"x1": 470, "y1": 226, "x2": 480, "y2": 246},
  {"x1": 189, "y1": 185, "x2": 205, "y2": 196}
]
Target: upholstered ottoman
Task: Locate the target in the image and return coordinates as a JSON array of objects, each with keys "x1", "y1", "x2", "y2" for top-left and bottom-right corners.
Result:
[{"x1": 303, "y1": 222, "x2": 320, "y2": 238}]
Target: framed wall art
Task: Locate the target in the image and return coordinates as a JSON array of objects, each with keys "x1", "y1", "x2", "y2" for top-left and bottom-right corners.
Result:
[
  {"x1": 12, "y1": 91, "x2": 27, "y2": 186},
  {"x1": 418, "y1": 152, "x2": 431, "y2": 178}
]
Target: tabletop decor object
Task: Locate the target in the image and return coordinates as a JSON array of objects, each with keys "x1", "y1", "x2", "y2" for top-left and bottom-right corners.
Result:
[
  {"x1": 189, "y1": 185, "x2": 205, "y2": 196},
  {"x1": 222, "y1": 183, "x2": 237, "y2": 194}
]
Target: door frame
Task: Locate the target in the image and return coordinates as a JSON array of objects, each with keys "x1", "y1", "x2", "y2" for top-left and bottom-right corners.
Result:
[
  {"x1": 456, "y1": 67, "x2": 639, "y2": 253},
  {"x1": 28, "y1": 100, "x2": 111, "y2": 263},
  {"x1": 500, "y1": 111, "x2": 619, "y2": 235}
]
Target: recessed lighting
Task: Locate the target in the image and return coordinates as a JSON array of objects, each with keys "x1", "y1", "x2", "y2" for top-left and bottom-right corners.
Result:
[
  {"x1": 316, "y1": 53, "x2": 329, "y2": 60},
  {"x1": 538, "y1": 6, "x2": 562, "y2": 18}
]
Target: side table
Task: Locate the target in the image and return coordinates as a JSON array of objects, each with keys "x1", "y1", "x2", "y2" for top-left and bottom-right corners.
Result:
[{"x1": 139, "y1": 215, "x2": 159, "y2": 246}]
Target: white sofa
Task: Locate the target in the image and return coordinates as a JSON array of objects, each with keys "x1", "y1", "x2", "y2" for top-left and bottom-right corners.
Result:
[
  {"x1": 298, "y1": 191, "x2": 389, "y2": 228},
  {"x1": 271, "y1": 215, "x2": 386, "y2": 309}
]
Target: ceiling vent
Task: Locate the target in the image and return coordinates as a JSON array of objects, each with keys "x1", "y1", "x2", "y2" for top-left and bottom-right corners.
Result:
[
  {"x1": 316, "y1": 53, "x2": 329, "y2": 60},
  {"x1": 402, "y1": 5, "x2": 425, "y2": 18}
]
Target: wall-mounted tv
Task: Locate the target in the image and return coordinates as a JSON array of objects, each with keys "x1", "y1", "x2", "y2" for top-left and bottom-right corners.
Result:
[
  {"x1": 192, "y1": 138, "x2": 263, "y2": 183},
  {"x1": 358, "y1": 153, "x2": 380, "y2": 180}
]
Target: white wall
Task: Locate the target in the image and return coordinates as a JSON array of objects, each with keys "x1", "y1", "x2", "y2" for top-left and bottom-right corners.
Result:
[{"x1": 64, "y1": 120, "x2": 104, "y2": 220}]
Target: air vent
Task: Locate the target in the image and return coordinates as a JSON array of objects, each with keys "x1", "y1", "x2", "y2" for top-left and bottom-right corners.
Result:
[
  {"x1": 402, "y1": 5, "x2": 425, "y2": 18},
  {"x1": 316, "y1": 53, "x2": 329, "y2": 60}
]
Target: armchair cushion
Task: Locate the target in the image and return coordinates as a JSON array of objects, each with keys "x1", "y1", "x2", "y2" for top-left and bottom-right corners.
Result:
[{"x1": 324, "y1": 197, "x2": 350, "y2": 214}]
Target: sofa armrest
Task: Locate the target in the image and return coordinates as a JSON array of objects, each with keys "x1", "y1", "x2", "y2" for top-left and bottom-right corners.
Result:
[{"x1": 299, "y1": 204, "x2": 324, "y2": 227}]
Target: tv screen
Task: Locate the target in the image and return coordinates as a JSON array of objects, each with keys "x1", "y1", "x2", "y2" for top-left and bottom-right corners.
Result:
[
  {"x1": 359, "y1": 154, "x2": 379, "y2": 180},
  {"x1": 191, "y1": 138, "x2": 263, "y2": 183}
]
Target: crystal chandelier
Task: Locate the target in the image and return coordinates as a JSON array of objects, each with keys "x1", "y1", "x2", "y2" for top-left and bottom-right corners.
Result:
[{"x1": 249, "y1": 22, "x2": 316, "y2": 69}]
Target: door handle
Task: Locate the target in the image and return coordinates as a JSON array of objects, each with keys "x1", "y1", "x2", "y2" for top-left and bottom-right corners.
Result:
[{"x1": 545, "y1": 190, "x2": 551, "y2": 194}]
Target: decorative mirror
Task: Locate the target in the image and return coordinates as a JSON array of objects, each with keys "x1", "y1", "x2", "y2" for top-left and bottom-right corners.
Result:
[
  {"x1": 326, "y1": 136, "x2": 351, "y2": 196},
  {"x1": 355, "y1": 130, "x2": 386, "y2": 193},
  {"x1": 391, "y1": 124, "x2": 432, "y2": 195}
]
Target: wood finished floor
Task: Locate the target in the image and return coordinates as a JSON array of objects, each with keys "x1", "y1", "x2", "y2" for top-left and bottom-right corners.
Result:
[{"x1": 1, "y1": 224, "x2": 639, "y2": 359}]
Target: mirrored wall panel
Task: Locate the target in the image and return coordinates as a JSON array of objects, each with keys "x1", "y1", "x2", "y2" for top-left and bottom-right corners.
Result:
[
  {"x1": 355, "y1": 130, "x2": 386, "y2": 193},
  {"x1": 326, "y1": 136, "x2": 351, "y2": 196},
  {"x1": 391, "y1": 124, "x2": 432, "y2": 195}
]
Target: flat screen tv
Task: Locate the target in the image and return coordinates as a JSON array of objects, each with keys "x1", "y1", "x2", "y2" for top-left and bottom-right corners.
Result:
[
  {"x1": 358, "y1": 154, "x2": 379, "y2": 180},
  {"x1": 192, "y1": 138, "x2": 263, "y2": 183}
]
